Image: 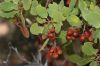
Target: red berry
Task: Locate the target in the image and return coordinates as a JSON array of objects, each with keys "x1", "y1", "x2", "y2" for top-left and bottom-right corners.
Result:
[
  {"x1": 84, "y1": 31, "x2": 91, "y2": 38},
  {"x1": 52, "y1": 53, "x2": 58, "y2": 58},
  {"x1": 73, "y1": 31, "x2": 79, "y2": 37},
  {"x1": 48, "y1": 46, "x2": 62, "y2": 59},
  {"x1": 80, "y1": 34, "x2": 86, "y2": 42},
  {"x1": 66, "y1": 0, "x2": 70, "y2": 6},
  {"x1": 48, "y1": 33, "x2": 55, "y2": 38},
  {"x1": 56, "y1": 47, "x2": 62, "y2": 54},
  {"x1": 48, "y1": 33, "x2": 56, "y2": 41},
  {"x1": 67, "y1": 30, "x2": 73, "y2": 36},
  {"x1": 66, "y1": 36, "x2": 71, "y2": 41},
  {"x1": 88, "y1": 36, "x2": 93, "y2": 42},
  {"x1": 50, "y1": 36, "x2": 56, "y2": 41},
  {"x1": 50, "y1": 47, "x2": 55, "y2": 52},
  {"x1": 71, "y1": 36, "x2": 75, "y2": 40}
]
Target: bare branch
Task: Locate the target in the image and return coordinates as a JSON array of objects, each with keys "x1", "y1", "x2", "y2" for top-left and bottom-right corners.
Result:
[
  {"x1": 11, "y1": 47, "x2": 32, "y2": 64},
  {"x1": 8, "y1": 42, "x2": 32, "y2": 64}
]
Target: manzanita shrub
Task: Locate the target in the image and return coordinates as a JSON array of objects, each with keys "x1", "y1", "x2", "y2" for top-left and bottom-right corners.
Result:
[{"x1": 0, "y1": 0, "x2": 100, "y2": 66}]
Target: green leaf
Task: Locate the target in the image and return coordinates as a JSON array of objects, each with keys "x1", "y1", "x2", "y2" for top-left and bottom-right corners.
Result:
[
  {"x1": 58, "y1": 0, "x2": 64, "y2": 11},
  {"x1": 0, "y1": 2, "x2": 18, "y2": 11},
  {"x1": 92, "y1": 29, "x2": 100, "y2": 42},
  {"x1": 48, "y1": 3, "x2": 65, "y2": 22},
  {"x1": 0, "y1": 10, "x2": 17, "y2": 18},
  {"x1": 69, "y1": 0, "x2": 76, "y2": 11},
  {"x1": 30, "y1": 7, "x2": 37, "y2": 15},
  {"x1": 22, "y1": 0, "x2": 32, "y2": 10},
  {"x1": 36, "y1": 5, "x2": 48, "y2": 18},
  {"x1": 90, "y1": 2, "x2": 95, "y2": 10},
  {"x1": 78, "y1": 56, "x2": 95, "y2": 66},
  {"x1": 48, "y1": 3, "x2": 59, "y2": 18},
  {"x1": 82, "y1": 42, "x2": 98, "y2": 56},
  {"x1": 59, "y1": 0, "x2": 64, "y2": 7},
  {"x1": 59, "y1": 31, "x2": 67, "y2": 44},
  {"x1": 79, "y1": 0, "x2": 100, "y2": 28},
  {"x1": 53, "y1": 11, "x2": 65, "y2": 22},
  {"x1": 62, "y1": 7, "x2": 69, "y2": 16},
  {"x1": 54, "y1": 22, "x2": 63, "y2": 33},
  {"x1": 30, "y1": 0, "x2": 38, "y2": 15},
  {"x1": 31, "y1": 0, "x2": 38, "y2": 7},
  {"x1": 4, "y1": 0, "x2": 12, "y2": 2},
  {"x1": 78, "y1": 0, "x2": 88, "y2": 11},
  {"x1": 67, "y1": 15, "x2": 82, "y2": 27},
  {"x1": 70, "y1": 8, "x2": 79, "y2": 15},
  {"x1": 42, "y1": 24, "x2": 49, "y2": 35},
  {"x1": 93, "y1": 29, "x2": 100, "y2": 39},
  {"x1": 89, "y1": 61, "x2": 97, "y2": 66},
  {"x1": 39, "y1": 39, "x2": 49, "y2": 51},
  {"x1": 36, "y1": 17, "x2": 45, "y2": 24},
  {"x1": 58, "y1": 0, "x2": 68, "y2": 18},
  {"x1": 68, "y1": 54, "x2": 95, "y2": 66},
  {"x1": 82, "y1": 9, "x2": 100, "y2": 28},
  {"x1": 12, "y1": 0, "x2": 20, "y2": 4},
  {"x1": 69, "y1": 0, "x2": 76, "y2": 8},
  {"x1": 30, "y1": 23, "x2": 44, "y2": 35},
  {"x1": 68, "y1": 54, "x2": 82, "y2": 64}
]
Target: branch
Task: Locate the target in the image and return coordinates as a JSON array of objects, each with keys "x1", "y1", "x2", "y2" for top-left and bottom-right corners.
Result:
[
  {"x1": 11, "y1": 47, "x2": 32, "y2": 64},
  {"x1": 45, "y1": 0, "x2": 53, "y2": 8},
  {"x1": 3, "y1": 43, "x2": 12, "y2": 66},
  {"x1": 8, "y1": 42, "x2": 32, "y2": 64}
]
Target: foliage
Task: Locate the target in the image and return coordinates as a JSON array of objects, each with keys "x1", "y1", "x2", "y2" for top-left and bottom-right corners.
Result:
[{"x1": 0, "y1": 0, "x2": 99, "y2": 66}]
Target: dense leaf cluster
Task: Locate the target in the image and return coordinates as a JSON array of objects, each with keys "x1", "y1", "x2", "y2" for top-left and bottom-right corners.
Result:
[{"x1": 0, "y1": 0, "x2": 99, "y2": 66}]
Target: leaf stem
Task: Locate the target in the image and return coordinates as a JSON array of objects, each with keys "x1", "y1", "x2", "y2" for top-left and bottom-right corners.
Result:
[
  {"x1": 45, "y1": 0, "x2": 53, "y2": 8},
  {"x1": 45, "y1": 0, "x2": 50, "y2": 8}
]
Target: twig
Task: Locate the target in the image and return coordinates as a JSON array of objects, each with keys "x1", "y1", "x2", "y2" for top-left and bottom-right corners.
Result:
[
  {"x1": 53, "y1": 40, "x2": 57, "y2": 47},
  {"x1": 4, "y1": 42, "x2": 12, "y2": 66},
  {"x1": 45, "y1": 0, "x2": 53, "y2": 8},
  {"x1": 45, "y1": 0, "x2": 50, "y2": 8},
  {"x1": 32, "y1": 52, "x2": 48, "y2": 66},
  {"x1": 83, "y1": 24, "x2": 86, "y2": 33},
  {"x1": 44, "y1": 60, "x2": 48, "y2": 66},
  {"x1": 11, "y1": 47, "x2": 32, "y2": 64},
  {"x1": 7, "y1": 42, "x2": 32, "y2": 64},
  {"x1": 32, "y1": 52, "x2": 44, "y2": 66},
  {"x1": 96, "y1": 54, "x2": 100, "y2": 66}
]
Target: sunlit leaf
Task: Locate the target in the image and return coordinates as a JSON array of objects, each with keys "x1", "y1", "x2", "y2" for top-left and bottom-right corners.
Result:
[
  {"x1": 22, "y1": 0, "x2": 32, "y2": 10},
  {"x1": 0, "y1": 1, "x2": 17, "y2": 11},
  {"x1": 12, "y1": 0, "x2": 20, "y2": 4},
  {"x1": 36, "y1": 5, "x2": 48, "y2": 18},
  {"x1": 36, "y1": 17, "x2": 46, "y2": 24},
  {"x1": 30, "y1": 0, "x2": 38, "y2": 15},
  {"x1": 92, "y1": 29, "x2": 100, "y2": 43},
  {"x1": 0, "y1": 10, "x2": 17, "y2": 18},
  {"x1": 30, "y1": 23, "x2": 44, "y2": 35},
  {"x1": 68, "y1": 54, "x2": 95, "y2": 66},
  {"x1": 82, "y1": 42, "x2": 98, "y2": 56},
  {"x1": 48, "y1": 3, "x2": 58, "y2": 18},
  {"x1": 59, "y1": 31, "x2": 67, "y2": 44},
  {"x1": 39, "y1": 39, "x2": 49, "y2": 51},
  {"x1": 89, "y1": 61, "x2": 97, "y2": 66},
  {"x1": 67, "y1": 15, "x2": 82, "y2": 27},
  {"x1": 54, "y1": 22, "x2": 63, "y2": 33}
]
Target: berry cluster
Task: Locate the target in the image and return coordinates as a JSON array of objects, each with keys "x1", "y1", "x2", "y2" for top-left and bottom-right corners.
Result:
[
  {"x1": 66, "y1": 27, "x2": 79, "y2": 41},
  {"x1": 80, "y1": 31, "x2": 93, "y2": 42},
  {"x1": 48, "y1": 28, "x2": 56, "y2": 41},
  {"x1": 66, "y1": 27, "x2": 93, "y2": 42},
  {"x1": 47, "y1": 46, "x2": 62, "y2": 58}
]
